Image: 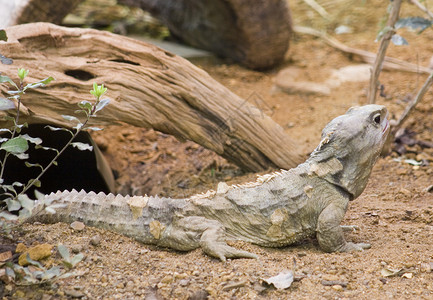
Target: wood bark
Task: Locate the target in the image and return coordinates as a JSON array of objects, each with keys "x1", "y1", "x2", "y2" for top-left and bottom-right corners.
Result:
[
  {"x1": 119, "y1": 0, "x2": 292, "y2": 70},
  {"x1": 0, "y1": 23, "x2": 303, "y2": 172},
  {"x1": 0, "y1": 0, "x2": 82, "y2": 27}
]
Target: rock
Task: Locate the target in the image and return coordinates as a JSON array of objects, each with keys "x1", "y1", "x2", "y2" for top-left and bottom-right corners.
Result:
[
  {"x1": 189, "y1": 289, "x2": 209, "y2": 300},
  {"x1": 399, "y1": 188, "x2": 412, "y2": 197},
  {"x1": 15, "y1": 243, "x2": 27, "y2": 253},
  {"x1": 325, "y1": 64, "x2": 371, "y2": 87},
  {"x1": 274, "y1": 68, "x2": 330, "y2": 96},
  {"x1": 90, "y1": 235, "x2": 101, "y2": 246},
  {"x1": 275, "y1": 81, "x2": 331, "y2": 96},
  {"x1": 18, "y1": 244, "x2": 53, "y2": 266},
  {"x1": 64, "y1": 289, "x2": 85, "y2": 298},
  {"x1": 70, "y1": 221, "x2": 85, "y2": 231},
  {"x1": 71, "y1": 244, "x2": 84, "y2": 254},
  {"x1": 332, "y1": 284, "x2": 344, "y2": 291},
  {"x1": 420, "y1": 263, "x2": 432, "y2": 273}
]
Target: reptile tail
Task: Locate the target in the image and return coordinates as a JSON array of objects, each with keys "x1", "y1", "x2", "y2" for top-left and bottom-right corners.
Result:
[{"x1": 30, "y1": 189, "x2": 186, "y2": 244}]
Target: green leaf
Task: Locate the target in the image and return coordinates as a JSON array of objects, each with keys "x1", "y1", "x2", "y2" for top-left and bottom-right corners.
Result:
[
  {"x1": 391, "y1": 34, "x2": 408, "y2": 46},
  {"x1": 70, "y1": 253, "x2": 84, "y2": 267},
  {"x1": 0, "y1": 211, "x2": 18, "y2": 221},
  {"x1": 26, "y1": 253, "x2": 43, "y2": 268},
  {"x1": 18, "y1": 208, "x2": 32, "y2": 219},
  {"x1": 5, "y1": 267, "x2": 15, "y2": 280},
  {"x1": 0, "y1": 75, "x2": 18, "y2": 89},
  {"x1": 0, "y1": 97, "x2": 15, "y2": 110},
  {"x1": 57, "y1": 244, "x2": 70, "y2": 262},
  {"x1": 12, "y1": 152, "x2": 29, "y2": 160},
  {"x1": 71, "y1": 142, "x2": 93, "y2": 151},
  {"x1": 45, "y1": 125, "x2": 71, "y2": 133},
  {"x1": 78, "y1": 101, "x2": 92, "y2": 111},
  {"x1": 33, "y1": 179, "x2": 41, "y2": 188},
  {"x1": 42, "y1": 266, "x2": 61, "y2": 280},
  {"x1": 94, "y1": 98, "x2": 110, "y2": 113},
  {"x1": 27, "y1": 178, "x2": 41, "y2": 188},
  {"x1": 396, "y1": 17, "x2": 433, "y2": 33},
  {"x1": 1, "y1": 185, "x2": 16, "y2": 193},
  {"x1": 35, "y1": 145, "x2": 59, "y2": 154},
  {"x1": 0, "y1": 128, "x2": 12, "y2": 133},
  {"x1": 90, "y1": 83, "x2": 107, "y2": 98},
  {"x1": 0, "y1": 30, "x2": 7, "y2": 41},
  {"x1": 88, "y1": 127, "x2": 103, "y2": 131},
  {"x1": 34, "y1": 190, "x2": 45, "y2": 202},
  {"x1": 1, "y1": 137, "x2": 28, "y2": 154},
  {"x1": 73, "y1": 123, "x2": 83, "y2": 131},
  {"x1": 18, "y1": 69, "x2": 29, "y2": 81},
  {"x1": 18, "y1": 194, "x2": 34, "y2": 211},
  {"x1": 23, "y1": 76, "x2": 54, "y2": 91},
  {"x1": 61, "y1": 115, "x2": 80, "y2": 122},
  {"x1": 25, "y1": 162, "x2": 43, "y2": 170},
  {"x1": 6, "y1": 199, "x2": 21, "y2": 211},
  {"x1": 21, "y1": 134, "x2": 42, "y2": 145}
]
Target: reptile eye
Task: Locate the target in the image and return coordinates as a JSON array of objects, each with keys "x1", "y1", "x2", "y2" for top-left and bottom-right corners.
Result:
[{"x1": 373, "y1": 114, "x2": 381, "y2": 124}]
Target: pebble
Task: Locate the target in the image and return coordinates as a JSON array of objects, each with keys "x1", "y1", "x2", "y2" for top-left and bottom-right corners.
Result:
[
  {"x1": 18, "y1": 243, "x2": 53, "y2": 266},
  {"x1": 396, "y1": 168, "x2": 408, "y2": 175},
  {"x1": 64, "y1": 289, "x2": 85, "y2": 298},
  {"x1": 399, "y1": 188, "x2": 412, "y2": 197},
  {"x1": 71, "y1": 244, "x2": 84, "y2": 254},
  {"x1": 322, "y1": 274, "x2": 339, "y2": 281},
  {"x1": 71, "y1": 221, "x2": 85, "y2": 231},
  {"x1": 90, "y1": 235, "x2": 101, "y2": 246},
  {"x1": 189, "y1": 290, "x2": 209, "y2": 300},
  {"x1": 332, "y1": 284, "x2": 343, "y2": 291},
  {"x1": 160, "y1": 275, "x2": 173, "y2": 284},
  {"x1": 15, "y1": 243, "x2": 27, "y2": 253}
]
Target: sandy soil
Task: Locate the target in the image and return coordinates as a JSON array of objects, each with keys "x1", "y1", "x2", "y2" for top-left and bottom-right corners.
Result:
[{"x1": 1, "y1": 0, "x2": 433, "y2": 299}]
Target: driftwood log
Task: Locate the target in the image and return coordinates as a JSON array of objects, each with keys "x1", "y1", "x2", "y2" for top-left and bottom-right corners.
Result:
[
  {"x1": 0, "y1": 23, "x2": 302, "y2": 172},
  {"x1": 119, "y1": 0, "x2": 292, "y2": 69},
  {"x1": 0, "y1": 0, "x2": 82, "y2": 28}
]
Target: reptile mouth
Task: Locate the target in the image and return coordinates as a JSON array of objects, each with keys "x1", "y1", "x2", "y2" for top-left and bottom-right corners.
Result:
[{"x1": 382, "y1": 120, "x2": 389, "y2": 134}]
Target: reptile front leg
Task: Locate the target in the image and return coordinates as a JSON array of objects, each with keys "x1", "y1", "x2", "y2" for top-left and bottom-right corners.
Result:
[
  {"x1": 158, "y1": 216, "x2": 257, "y2": 261},
  {"x1": 316, "y1": 203, "x2": 370, "y2": 252}
]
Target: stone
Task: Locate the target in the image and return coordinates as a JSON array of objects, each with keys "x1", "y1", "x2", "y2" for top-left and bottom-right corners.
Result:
[
  {"x1": 90, "y1": 235, "x2": 101, "y2": 246},
  {"x1": 18, "y1": 244, "x2": 53, "y2": 266},
  {"x1": 70, "y1": 221, "x2": 85, "y2": 231}
]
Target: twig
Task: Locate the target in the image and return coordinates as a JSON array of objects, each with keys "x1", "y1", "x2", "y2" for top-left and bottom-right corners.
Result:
[
  {"x1": 391, "y1": 71, "x2": 433, "y2": 135},
  {"x1": 293, "y1": 26, "x2": 432, "y2": 74},
  {"x1": 368, "y1": 0, "x2": 403, "y2": 104},
  {"x1": 302, "y1": 0, "x2": 330, "y2": 20},
  {"x1": 409, "y1": 0, "x2": 433, "y2": 20}
]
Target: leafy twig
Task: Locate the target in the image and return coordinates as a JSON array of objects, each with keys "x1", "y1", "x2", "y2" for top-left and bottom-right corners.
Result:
[
  {"x1": 368, "y1": 0, "x2": 403, "y2": 104},
  {"x1": 391, "y1": 71, "x2": 433, "y2": 135},
  {"x1": 409, "y1": 0, "x2": 433, "y2": 20},
  {"x1": 293, "y1": 26, "x2": 432, "y2": 74}
]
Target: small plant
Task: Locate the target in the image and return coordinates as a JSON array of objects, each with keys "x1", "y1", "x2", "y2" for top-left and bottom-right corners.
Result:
[
  {"x1": 0, "y1": 69, "x2": 110, "y2": 233},
  {"x1": 0, "y1": 69, "x2": 109, "y2": 287},
  {"x1": 3, "y1": 245, "x2": 84, "y2": 286}
]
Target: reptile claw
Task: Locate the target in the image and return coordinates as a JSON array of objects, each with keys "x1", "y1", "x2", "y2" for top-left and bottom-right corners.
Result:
[
  {"x1": 339, "y1": 242, "x2": 371, "y2": 252},
  {"x1": 340, "y1": 225, "x2": 360, "y2": 232}
]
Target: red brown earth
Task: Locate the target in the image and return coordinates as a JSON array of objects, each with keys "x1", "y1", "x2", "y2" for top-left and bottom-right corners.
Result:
[{"x1": 2, "y1": 0, "x2": 433, "y2": 299}]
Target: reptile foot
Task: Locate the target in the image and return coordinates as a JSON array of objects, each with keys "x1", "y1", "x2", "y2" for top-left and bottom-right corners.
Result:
[
  {"x1": 339, "y1": 242, "x2": 371, "y2": 252},
  {"x1": 340, "y1": 225, "x2": 360, "y2": 232},
  {"x1": 200, "y1": 226, "x2": 258, "y2": 261}
]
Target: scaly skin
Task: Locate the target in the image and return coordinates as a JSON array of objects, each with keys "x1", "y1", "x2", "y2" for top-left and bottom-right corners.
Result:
[{"x1": 31, "y1": 105, "x2": 389, "y2": 261}]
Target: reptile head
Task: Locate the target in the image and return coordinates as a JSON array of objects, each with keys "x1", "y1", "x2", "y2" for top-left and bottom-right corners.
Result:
[{"x1": 310, "y1": 104, "x2": 389, "y2": 199}]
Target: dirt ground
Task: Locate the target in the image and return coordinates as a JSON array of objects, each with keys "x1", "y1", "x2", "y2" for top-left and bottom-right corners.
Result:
[{"x1": 2, "y1": 0, "x2": 433, "y2": 299}]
